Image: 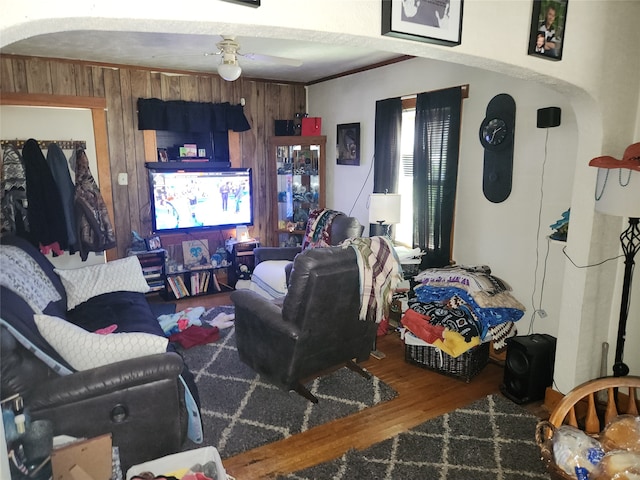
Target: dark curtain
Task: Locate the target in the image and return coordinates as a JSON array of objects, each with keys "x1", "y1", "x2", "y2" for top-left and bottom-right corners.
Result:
[
  {"x1": 372, "y1": 97, "x2": 402, "y2": 235},
  {"x1": 137, "y1": 98, "x2": 251, "y2": 163},
  {"x1": 413, "y1": 87, "x2": 462, "y2": 268},
  {"x1": 373, "y1": 97, "x2": 402, "y2": 193}
]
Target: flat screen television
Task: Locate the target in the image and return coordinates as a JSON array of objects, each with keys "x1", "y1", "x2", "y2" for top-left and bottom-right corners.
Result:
[{"x1": 146, "y1": 162, "x2": 253, "y2": 234}]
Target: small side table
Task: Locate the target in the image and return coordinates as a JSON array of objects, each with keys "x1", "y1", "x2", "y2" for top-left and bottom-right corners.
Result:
[{"x1": 226, "y1": 239, "x2": 260, "y2": 287}]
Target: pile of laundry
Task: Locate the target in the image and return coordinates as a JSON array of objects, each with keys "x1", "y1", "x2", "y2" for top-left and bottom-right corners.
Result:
[
  {"x1": 401, "y1": 265, "x2": 525, "y2": 357},
  {"x1": 158, "y1": 307, "x2": 234, "y2": 349}
]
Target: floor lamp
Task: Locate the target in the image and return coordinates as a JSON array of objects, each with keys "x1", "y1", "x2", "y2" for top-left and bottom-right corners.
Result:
[{"x1": 589, "y1": 142, "x2": 640, "y2": 377}]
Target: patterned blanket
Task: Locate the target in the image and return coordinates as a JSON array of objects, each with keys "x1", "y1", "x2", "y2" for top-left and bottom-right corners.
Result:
[
  {"x1": 341, "y1": 236, "x2": 403, "y2": 323},
  {"x1": 0, "y1": 244, "x2": 61, "y2": 313},
  {"x1": 300, "y1": 208, "x2": 342, "y2": 250}
]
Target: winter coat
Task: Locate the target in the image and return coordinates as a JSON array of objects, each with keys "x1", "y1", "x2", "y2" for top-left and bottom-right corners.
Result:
[
  {"x1": 73, "y1": 148, "x2": 116, "y2": 260},
  {"x1": 22, "y1": 139, "x2": 67, "y2": 253}
]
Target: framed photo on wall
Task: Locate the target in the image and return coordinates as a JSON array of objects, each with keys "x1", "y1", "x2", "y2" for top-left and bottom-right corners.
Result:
[
  {"x1": 381, "y1": 0, "x2": 463, "y2": 46},
  {"x1": 337, "y1": 123, "x2": 360, "y2": 166},
  {"x1": 528, "y1": 0, "x2": 568, "y2": 60}
]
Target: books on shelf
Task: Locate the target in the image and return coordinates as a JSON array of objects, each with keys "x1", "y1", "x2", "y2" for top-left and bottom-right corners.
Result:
[
  {"x1": 166, "y1": 266, "x2": 226, "y2": 299},
  {"x1": 184, "y1": 270, "x2": 222, "y2": 295},
  {"x1": 167, "y1": 275, "x2": 190, "y2": 299},
  {"x1": 167, "y1": 276, "x2": 181, "y2": 298},
  {"x1": 212, "y1": 273, "x2": 221, "y2": 292}
]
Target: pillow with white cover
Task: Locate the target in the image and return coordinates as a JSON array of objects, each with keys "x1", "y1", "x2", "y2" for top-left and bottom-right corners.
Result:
[
  {"x1": 55, "y1": 256, "x2": 150, "y2": 310},
  {"x1": 34, "y1": 314, "x2": 168, "y2": 371}
]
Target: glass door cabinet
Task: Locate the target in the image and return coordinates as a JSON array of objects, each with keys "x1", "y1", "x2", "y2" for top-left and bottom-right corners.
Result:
[{"x1": 269, "y1": 136, "x2": 326, "y2": 247}]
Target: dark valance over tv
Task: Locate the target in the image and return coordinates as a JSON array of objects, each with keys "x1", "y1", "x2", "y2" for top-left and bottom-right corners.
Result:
[
  {"x1": 146, "y1": 162, "x2": 253, "y2": 234},
  {"x1": 137, "y1": 98, "x2": 251, "y2": 163}
]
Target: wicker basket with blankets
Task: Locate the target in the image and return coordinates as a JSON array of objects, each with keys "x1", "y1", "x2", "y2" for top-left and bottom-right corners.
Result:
[{"x1": 400, "y1": 265, "x2": 525, "y2": 381}]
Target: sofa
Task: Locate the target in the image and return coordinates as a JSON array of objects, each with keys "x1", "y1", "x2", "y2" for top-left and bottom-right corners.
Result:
[{"x1": 0, "y1": 234, "x2": 201, "y2": 471}]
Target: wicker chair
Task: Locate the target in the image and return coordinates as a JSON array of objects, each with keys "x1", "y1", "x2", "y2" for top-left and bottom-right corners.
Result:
[{"x1": 536, "y1": 375, "x2": 640, "y2": 479}]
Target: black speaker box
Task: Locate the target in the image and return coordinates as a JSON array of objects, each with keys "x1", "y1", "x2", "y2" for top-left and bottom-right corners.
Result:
[
  {"x1": 537, "y1": 107, "x2": 561, "y2": 128},
  {"x1": 275, "y1": 120, "x2": 295, "y2": 136},
  {"x1": 500, "y1": 334, "x2": 557, "y2": 404}
]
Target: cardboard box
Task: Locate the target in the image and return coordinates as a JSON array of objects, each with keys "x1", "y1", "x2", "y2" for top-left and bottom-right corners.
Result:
[{"x1": 51, "y1": 434, "x2": 113, "y2": 480}]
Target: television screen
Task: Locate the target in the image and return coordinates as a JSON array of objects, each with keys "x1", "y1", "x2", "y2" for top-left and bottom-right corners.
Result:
[{"x1": 146, "y1": 163, "x2": 253, "y2": 234}]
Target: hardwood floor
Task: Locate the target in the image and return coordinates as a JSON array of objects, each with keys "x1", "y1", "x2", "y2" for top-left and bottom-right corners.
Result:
[{"x1": 161, "y1": 292, "x2": 547, "y2": 480}]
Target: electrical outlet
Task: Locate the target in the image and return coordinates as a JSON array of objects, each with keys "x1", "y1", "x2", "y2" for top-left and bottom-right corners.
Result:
[
  {"x1": 117, "y1": 172, "x2": 128, "y2": 186},
  {"x1": 537, "y1": 309, "x2": 547, "y2": 318}
]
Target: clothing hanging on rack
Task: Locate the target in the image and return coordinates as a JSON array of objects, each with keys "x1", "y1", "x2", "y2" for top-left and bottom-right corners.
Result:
[
  {"x1": 1, "y1": 143, "x2": 29, "y2": 237},
  {"x1": 22, "y1": 138, "x2": 67, "y2": 255},
  {"x1": 46, "y1": 142, "x2": 78, "y2": 252},
  {"x1": 73, "y1": 147, "x2": 116, "y2": 260}
]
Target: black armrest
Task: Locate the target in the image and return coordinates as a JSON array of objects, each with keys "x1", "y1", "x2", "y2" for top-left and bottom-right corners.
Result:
[
  {"x1": 28, "y1": 352, "x2": 184, "y2": 409},
  {"x1": 253, "y1": 246, "x2": 301, "y2": 265},
  {"x1": 27, "y1": 352, "x2": 188, "y2": 471}
]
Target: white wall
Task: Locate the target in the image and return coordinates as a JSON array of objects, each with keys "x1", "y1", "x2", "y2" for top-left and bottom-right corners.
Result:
[
  {"x1": 0, "y1": 106, "x2": 106, "y2": 267},
  {"x1": 308, "y1": 56, "x2": 577, "y2": 342}
]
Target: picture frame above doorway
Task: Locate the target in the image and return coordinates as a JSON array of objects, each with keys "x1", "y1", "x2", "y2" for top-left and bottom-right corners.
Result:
[
  {"x1": 528, "y1": 0, "x2": 568, "y2": 60},
  {"x1": 223, "y1": 0, "x2": 260, "y2": 6},
  {"x1": 381, "y1": 0, "x2": 463, "y2": 46},
  {"x1": 337, "y1": 123, "x2": 360, "y2": 166}
]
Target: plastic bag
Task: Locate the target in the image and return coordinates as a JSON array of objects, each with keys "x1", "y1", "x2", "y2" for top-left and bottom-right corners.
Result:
[
  {"x1": 601, "y1": 415, "x2": 640, "y2": 453},
  {"x1": 590, "y1": 450, "x2": 640, "y2": 480},
  {"x1": 553, "y1": 425, "x2": 605, "y2": 477}
]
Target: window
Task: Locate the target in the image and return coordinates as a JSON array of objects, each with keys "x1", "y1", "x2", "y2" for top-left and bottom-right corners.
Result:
[
  {"x1": 374, "y1": 86, "x2": 463, "y2": 267},
  {"x1": 395, "y1": 107, "x2": 415, "y2": 246}
]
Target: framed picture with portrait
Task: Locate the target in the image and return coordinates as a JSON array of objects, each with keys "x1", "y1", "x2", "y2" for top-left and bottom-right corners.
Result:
[
  {"x1": 528, "y1": 0, "x2": 568, "y2": 60},
  {"x1": 337, "y1": 123, "x2": 360, "y2": 166},
  {"x1": 157, "y1": 148, "x2": 168, "y2": 162},
  {"x1": 381, "y1": 0, "x2": 463, "y2": 46},
  {"x1": 145, "y1": 235, "x2": 162, "y2": 251}
]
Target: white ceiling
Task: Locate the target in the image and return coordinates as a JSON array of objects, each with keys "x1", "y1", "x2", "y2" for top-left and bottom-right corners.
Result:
[{"x1": 1, "y1": 30, "x2": 405, "y2": 84}]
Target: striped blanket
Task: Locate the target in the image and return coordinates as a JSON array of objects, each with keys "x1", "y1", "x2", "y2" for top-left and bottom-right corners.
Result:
[{"x1": 341, "y1": 236, "x2": 403, "y2": 323}]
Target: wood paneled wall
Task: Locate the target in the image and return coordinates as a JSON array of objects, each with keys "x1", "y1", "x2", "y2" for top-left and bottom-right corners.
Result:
[{"x1": 0, "y1": 55, "x2": 306, "y2": 258}]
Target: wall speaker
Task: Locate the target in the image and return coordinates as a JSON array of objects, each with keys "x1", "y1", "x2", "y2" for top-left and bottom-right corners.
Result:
[
  {"x1": 500, "y1": 333, "x2": 557, "y2": 404},
  {"x1": 537, "y1": 107, "x2": 561, "y2": 128}
]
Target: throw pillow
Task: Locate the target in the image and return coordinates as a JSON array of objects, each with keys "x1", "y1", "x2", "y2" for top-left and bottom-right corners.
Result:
[
  {"x1": 34, "y1": 314, "x2": 168, "y2": 371},
  {"x1": 55, "y1": 256, "x2": 150, "y2": 310}
]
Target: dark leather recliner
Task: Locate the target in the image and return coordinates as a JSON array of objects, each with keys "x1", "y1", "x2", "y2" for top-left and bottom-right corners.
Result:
[{"x1": 230, "y1": 246, "x2": 377, "y2": 403}]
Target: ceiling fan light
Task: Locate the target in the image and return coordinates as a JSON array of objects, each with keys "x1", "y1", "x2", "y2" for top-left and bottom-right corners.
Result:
[{"x1": 218, "y1": 59, "x2": 242, "y2": 81}]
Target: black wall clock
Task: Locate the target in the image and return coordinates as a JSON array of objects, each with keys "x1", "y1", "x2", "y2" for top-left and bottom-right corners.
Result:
[{"x1": 479, "y1": 94, "x2": 516, "y2": 203}]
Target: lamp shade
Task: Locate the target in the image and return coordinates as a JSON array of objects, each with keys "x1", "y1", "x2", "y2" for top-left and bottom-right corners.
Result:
[
  {"x1": 369, "y1": 193, "x2": 402, "y2": 225},
  {"x1": 218, "y1": 59, "x2": 241, "y2": 82},
  {"x1": 590, "y1": 143, "x2": 640, "y2": 218}
]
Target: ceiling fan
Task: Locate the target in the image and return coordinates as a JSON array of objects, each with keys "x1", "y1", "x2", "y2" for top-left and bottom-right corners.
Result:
[{"x1": 207, "y1": 36, "x2": 303, "y2": 81}]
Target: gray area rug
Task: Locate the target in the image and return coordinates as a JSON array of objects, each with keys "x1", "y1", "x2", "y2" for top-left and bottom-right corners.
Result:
[
  {"x1": 180, "y1": 306, "x2": 398, "y2": 459},
  {"x1": 278, "y1": 394, "x2": 550, "y2": 480}
]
